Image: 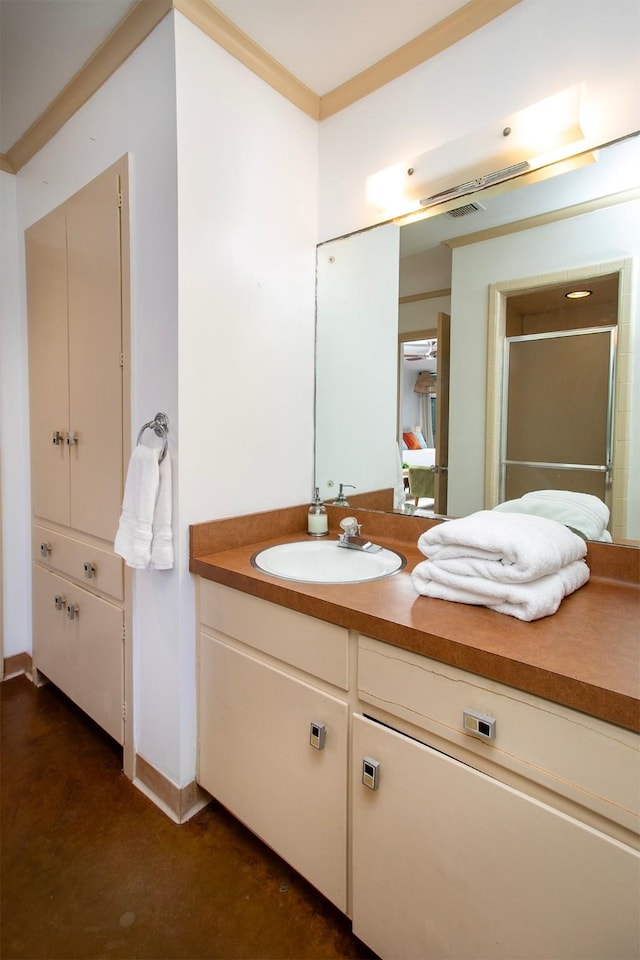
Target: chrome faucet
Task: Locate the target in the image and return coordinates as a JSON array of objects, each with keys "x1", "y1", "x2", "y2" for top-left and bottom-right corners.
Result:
[{"x1": 337, "y1": 517, "x2": 382, "y2": 553}]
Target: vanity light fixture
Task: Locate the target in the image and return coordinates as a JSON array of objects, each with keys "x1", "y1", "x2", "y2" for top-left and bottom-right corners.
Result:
[
  {"x1": 565, "y1": 289, "x2": 593, "y2": 299},
  {"x1": 366, "y1": 84, "x2": 587, "y2": 217}
]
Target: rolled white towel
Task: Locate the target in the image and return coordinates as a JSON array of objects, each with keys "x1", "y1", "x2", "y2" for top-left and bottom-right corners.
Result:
[
  {"x1": 411, "y1": 557, "x2": 590, "y2": 621},
  {"x1": 494, "y1": 490, "x2": 611, "y2": 542},
  {"x1": 417, "y1": 511, "x2": 586, "y2": 581}
]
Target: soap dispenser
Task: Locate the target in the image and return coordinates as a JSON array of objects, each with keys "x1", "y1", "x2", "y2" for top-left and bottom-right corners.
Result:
[{"x1": 308, "y1": 487, "x2": 329, "y2": 537}]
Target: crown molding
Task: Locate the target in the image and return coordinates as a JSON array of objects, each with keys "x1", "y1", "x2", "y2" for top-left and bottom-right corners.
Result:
[
  {"x1": 3, "y1": 0, "x2": 523, "y2": 173},
  {"x1": 319, "y1": 0, "x2": 523, "y2": 120},
  {"x1": 5, "y1": 0, "x2": 173, "y2": 173},
  {"x1": 174, "y1": 0, "x2": 320, "y2": 119}
]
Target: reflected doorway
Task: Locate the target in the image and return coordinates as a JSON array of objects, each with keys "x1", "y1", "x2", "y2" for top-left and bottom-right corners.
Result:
[
  {"x1": 399, "y1": 312, "x2": 450, "y2": 514},
  {"x1": 486, "y1": 267, "x2": 634, "y2": 538}
]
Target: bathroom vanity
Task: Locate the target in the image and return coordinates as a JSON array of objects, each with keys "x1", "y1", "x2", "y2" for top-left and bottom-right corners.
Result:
[{"x1": 191, "y1": 505, "x2": 639, "y2": 960}]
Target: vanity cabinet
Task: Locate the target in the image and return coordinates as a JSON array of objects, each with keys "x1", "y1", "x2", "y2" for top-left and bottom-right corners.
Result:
[
  {"x1": 195, "y1": 578, "x2": 640, "y2": 959},
  {"x1": 26, "y1": 158, "x2": 128, "y2": 743},
  {"x1": 197, "y1": 581, "x2": 349, "y2": 910},
  {"x1": 352, "y1": 713, "x2": 639, "y2": 959},
  {"x1": 353, "y1": 635, "x2": 640, "y2": 959}
]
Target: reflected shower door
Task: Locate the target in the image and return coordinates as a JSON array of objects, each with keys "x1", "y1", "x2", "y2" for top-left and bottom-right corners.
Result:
[{"x1": 501, "y1": 327, "x2": 615, "y2": 506}]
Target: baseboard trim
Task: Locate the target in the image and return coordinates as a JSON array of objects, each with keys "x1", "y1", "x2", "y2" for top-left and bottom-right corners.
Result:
[
  {"x1": 134, "y1": 753, "x2": 210, "y2": 823},
  {"x1": 2, "y1": 652, "x2": 33, "y2": 682}
]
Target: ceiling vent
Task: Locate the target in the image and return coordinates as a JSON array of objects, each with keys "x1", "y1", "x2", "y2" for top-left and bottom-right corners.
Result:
[{"x1": 446, "y1": 201, "x2": 486, "y2": 219}]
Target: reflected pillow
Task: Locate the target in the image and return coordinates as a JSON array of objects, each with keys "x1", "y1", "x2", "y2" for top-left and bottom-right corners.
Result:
[{"x1": 403, "y1": 431, "x2": 422, "y2": 450}]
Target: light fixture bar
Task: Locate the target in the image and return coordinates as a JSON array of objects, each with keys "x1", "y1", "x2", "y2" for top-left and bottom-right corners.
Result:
[{"x1": 419, "y1": 161, "x2": 530, "y2": 208}]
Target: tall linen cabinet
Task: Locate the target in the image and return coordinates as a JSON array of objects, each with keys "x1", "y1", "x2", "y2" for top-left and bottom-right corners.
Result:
[{"x1": 26, "y1": 158, "x2": 131, "y2": 754}]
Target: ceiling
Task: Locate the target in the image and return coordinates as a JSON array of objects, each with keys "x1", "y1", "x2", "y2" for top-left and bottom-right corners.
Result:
[{"x1": 0, "y1": 0, "x2": 470, "y2": 155}]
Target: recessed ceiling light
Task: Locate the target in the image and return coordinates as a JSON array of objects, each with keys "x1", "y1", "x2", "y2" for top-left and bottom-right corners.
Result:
[{"x1": 565, "y1": 289, "x2": 593, "y2": 299}]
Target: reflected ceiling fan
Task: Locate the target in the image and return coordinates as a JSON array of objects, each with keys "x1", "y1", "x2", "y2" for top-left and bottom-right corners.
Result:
[{"x1": 404, "y1": 339, "x2": 438, "y2": 361}]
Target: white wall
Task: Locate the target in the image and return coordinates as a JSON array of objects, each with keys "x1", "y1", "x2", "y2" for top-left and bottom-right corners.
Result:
[
  {"x1": 318, "y1": 0, "x2": 640, "y2": 242},
  {"x1": 448, "y1": 199, "x2": 640, "y2": 531},
  {"x1": 175, "y1": 12, "x2": 318, "y2": 524},
  {"x1": 8, "y1": 14, "x2": 182, "y2": 782},
  {"x1": 0, "y1": 171, "x2": 31, "y2": 659},
  {"x1": 1, "y1": 10, "x2": 319, "y2": 790},
  {"x1": 170, "y1": 13, "x2": 318, "y2": 784}
]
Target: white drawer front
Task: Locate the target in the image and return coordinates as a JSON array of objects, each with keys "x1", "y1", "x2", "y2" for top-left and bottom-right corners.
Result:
[
  {"x1": 199, "y1": 580, "x2": 349, "y2": 689},
  {"x1": 358, "y1": 635, "x2": 639, "y2": 830},
  {"x1": 33, "y1": 524, "x2": 123, "y2": 601}
]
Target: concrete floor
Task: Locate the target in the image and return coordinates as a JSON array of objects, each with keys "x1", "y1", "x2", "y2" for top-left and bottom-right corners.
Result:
[{"x1": 1, "y1": 675, "x2": 377, "y2": 960}]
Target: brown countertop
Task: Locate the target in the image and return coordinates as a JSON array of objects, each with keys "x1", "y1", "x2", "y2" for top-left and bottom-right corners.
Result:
[{"x1": 190, "y1": 505, "x2": 640, "y2": 733}]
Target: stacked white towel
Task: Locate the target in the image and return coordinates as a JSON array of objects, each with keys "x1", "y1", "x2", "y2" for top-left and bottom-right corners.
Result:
[
  {"x1": 493, "y1": 489, "x2": 612, "y2": 542},
  {"x1": 411, "y1": 511, "x2": 589, "y2": 621},
  {"x1": 114, "y1": 446, "x2": 174, "y2": 570}
]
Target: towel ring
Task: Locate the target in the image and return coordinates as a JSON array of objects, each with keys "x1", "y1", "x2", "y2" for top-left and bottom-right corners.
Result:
[{"x1": 136, "y1": 412, "x2": 169, "y2": 463}]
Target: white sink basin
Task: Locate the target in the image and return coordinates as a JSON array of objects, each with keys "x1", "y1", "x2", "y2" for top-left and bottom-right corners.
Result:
[{"x1": 252, "y1": 540, "x2": 406, "y2": 584}]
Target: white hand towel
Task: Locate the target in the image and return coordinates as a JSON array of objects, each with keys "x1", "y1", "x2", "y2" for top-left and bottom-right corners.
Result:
[
  {"x1": 114, "y1": 446, "x2": 160, "y2": 569},
  {"x1": 417, "y1": 511, "x2": 586, "y2": 580},
  {"x1": 494, "y1": 490, "x2": 611, "y2": 542},
  {"x1": 411, "y1": 558, "x2": 590, "y2": 621},
  {"x1": 150, "y1": 453, "x2": 174, "y2": 570}
]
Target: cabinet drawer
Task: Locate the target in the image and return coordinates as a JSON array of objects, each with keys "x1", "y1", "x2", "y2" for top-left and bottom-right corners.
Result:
[
  {"x1": 32, "y1": 565, "x2": 124, "y2": 744},
  {"x1": 358, "y1": 635, "x2": 639, "y2": 830},
  {"x1": 199, "y1": 580, "x2": 349, "y2": 689},
  {"x1": 33, "y1": 524, "x2": 123, "y2": 601}
]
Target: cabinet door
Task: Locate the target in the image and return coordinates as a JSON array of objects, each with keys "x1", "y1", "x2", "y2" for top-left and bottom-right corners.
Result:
[
  {"x1": 199, "y1": 634, "x2": 348, "y2": 911},
  {"x1": 26, "y1": 207, "x2": 70, "y2": 526},
  {"x1": 352, "y1": 715, "x2": 639, "y2": 960},
  {"x1": 33, "y1": 565, "x2": 124, "y2": 744},
  {"x1": 66, "y1": 166, "x2": 123, "y2": 541}
]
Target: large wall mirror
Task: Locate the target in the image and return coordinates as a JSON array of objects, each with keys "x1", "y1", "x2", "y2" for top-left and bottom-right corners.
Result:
[{"x1": 315, "y1": 133, "x2": 640, "y2": 543}]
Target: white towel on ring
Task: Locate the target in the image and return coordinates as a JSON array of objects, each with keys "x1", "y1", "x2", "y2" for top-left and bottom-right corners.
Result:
[
  {"x1": 114, "y1": 446, "x2": 160, "y2": 569},
  {"x1": 411, "y1": 558, "x2": 590, "y2": 621},
  {"x1": 417, "y1": 510, "x2": 586, "y2": 581},
  {"x1": 150, "y1": 453, "x2": 174, "y2": 570}
]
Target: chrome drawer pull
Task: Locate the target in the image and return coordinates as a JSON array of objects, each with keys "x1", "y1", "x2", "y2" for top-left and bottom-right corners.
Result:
[
  {"x1": 309, "y1": 721, "x2": 326, "y2": 750},
  {"x1": 66, "y1": 603, "x2": 79, "y2": 620},
  {"x1": 463, "y1": 709, "x2": 496, "y2": 741},
  {"x1": 362, "y1": 756, "x2": 380, "y2": 790},
  {"x1": 39, "y1": 542, "x2": 52, "y2": 558},
  {"x1": 83, "y1": 562, "x2": 96, "y2": 579},
  {"x1": 54, "y1": 594, "x2": 66, "y2": 611}
]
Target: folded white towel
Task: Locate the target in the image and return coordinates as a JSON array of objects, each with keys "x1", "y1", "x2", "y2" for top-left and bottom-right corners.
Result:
[
  {"x1": 494, "y1": 490, "x2": 611, "y2": 542},
  {"x1": 417, "y1": 511, "x2": 586, "y2": 581},
  {"x1": 150, "y1": 453, "x2": 174, "y2": 570},
  {"x1": 411, "y1": 558, "x2": 590, "y2": 621},
  {"x1": 114, "y1": 446, "x2": 160, "y2": 569}
]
